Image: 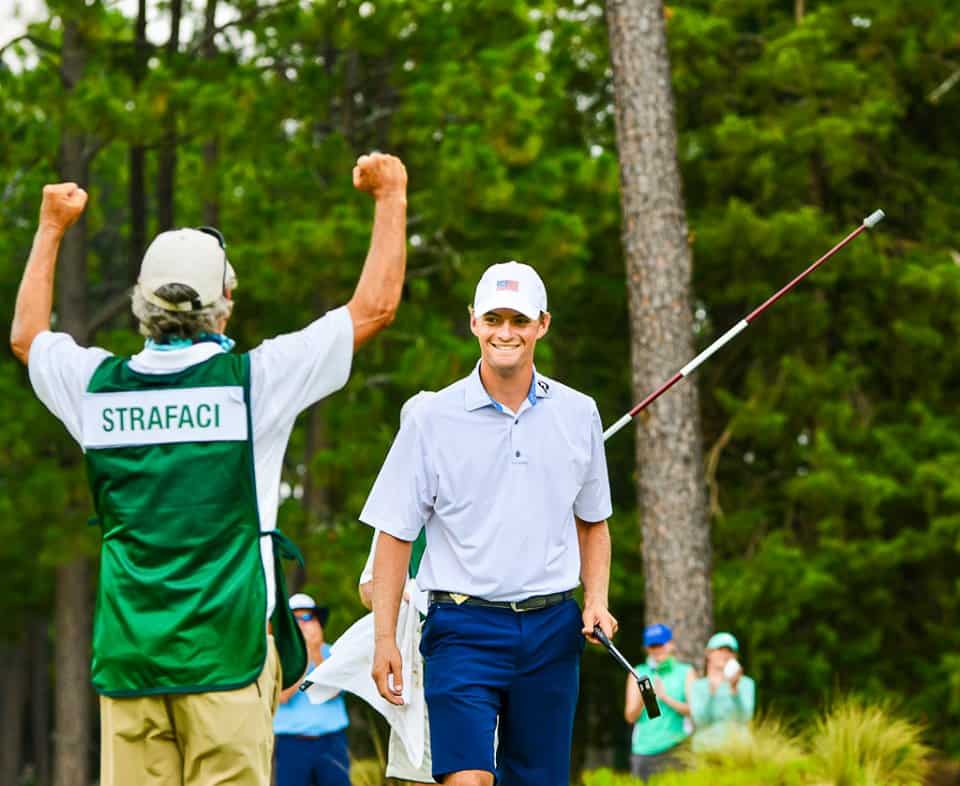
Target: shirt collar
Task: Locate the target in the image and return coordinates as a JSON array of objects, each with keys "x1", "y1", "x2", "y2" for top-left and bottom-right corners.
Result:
[{"x1": 464, "y1": 362, "x2": 549, "y2": 412}]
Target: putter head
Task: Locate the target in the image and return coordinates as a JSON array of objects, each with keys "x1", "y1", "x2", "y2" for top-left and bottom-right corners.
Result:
[{"x1": 637, "y1": 675, "x2": 662, "y2": 719}]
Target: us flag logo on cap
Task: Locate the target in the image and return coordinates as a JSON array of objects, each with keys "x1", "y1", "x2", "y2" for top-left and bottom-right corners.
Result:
[{"x1": 496, "y1": 280, "x2": 519, "y2": 291}]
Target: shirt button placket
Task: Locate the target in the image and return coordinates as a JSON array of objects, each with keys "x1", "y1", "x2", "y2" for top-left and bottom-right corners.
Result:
[{"x1": 511, "y1": 413, "x2": 527, "y2": 464}]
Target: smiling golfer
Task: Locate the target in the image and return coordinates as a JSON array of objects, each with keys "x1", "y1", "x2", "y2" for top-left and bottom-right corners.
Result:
[
  {"x1": 363, "y1": 261, "x2": 616, "y2": 786},
  {"x1": 10, "y1": 153, "x2": 406, "y2": 786}
]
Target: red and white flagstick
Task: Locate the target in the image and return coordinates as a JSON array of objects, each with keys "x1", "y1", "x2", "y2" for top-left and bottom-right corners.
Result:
[{"x1": 603, "y1": 210, "x2": 886, "y2": 442}]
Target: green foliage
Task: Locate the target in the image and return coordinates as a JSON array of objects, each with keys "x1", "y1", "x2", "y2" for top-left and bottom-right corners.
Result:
[
  {"x1": 2, "y1": 0, "x2": 960, "y2": 766},
  {"x1": 582, "y1": 762, "x2": 809, "y2": 786},
  {"x1": 808, "y1": 697, "x2": 932, "y2": 786},
  {"x1": 684, "y1": 715, "x2": 805, "y2": 772},
  {"x1": 583, "y1": 699, "x2": 930, "y2": 785}
]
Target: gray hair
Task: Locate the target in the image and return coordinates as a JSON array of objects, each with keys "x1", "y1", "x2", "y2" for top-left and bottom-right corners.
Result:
[{"x1": 131, "y1": 267, "x2": 237, "y2": 341}]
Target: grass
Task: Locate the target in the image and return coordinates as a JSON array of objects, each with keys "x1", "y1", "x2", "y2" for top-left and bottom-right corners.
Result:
[
  {"x1": 580, "y1": 696, "x2": 934, "y2": 786},
  {"x1": 684, "y1": 714, "x2": 806, "y2": 772},
  {"x1": 807, "y1": 697, "x2": 932, "y2": 786}
]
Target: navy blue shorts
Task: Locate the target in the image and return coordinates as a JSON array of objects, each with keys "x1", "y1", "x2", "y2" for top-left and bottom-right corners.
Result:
[
  {"x1": 419, "y1": 597, "x2": 585, "y2": 786},
  {"x1": 274, "y1": 730, "x2": 351, "y2": 786}
]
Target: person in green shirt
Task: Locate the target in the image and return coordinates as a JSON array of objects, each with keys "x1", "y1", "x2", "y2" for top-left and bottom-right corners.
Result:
[
  {"x1": 689, "y1": 632, "x2": 756, "y2": 752},
  {"x1": 626, "y1": 623, "x2": 696, "y2": 781}
]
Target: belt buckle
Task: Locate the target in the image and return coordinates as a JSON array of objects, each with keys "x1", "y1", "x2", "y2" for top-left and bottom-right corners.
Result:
[{"x1": 510, "y1": 596, "x2": 547, "y2": 613}]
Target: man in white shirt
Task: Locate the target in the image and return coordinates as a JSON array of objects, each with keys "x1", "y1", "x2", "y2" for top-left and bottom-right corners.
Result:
[
  {"x1": 363, "y1": 261, "x2": 617, "y2": 786},
  {"x1": 9, "y1": 153, "x2": 407, "y2": 786}
]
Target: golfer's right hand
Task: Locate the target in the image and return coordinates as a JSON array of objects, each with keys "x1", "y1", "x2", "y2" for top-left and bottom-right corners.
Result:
[
  {"x1": 372, "y1": 639, "x2": 404, "y2": 705},
  {"x1": 352, "y1": 153, "x2": 407, "y2": 202},
  {"x1": 40, "y1": 182, "x2": 88, "y2": 234}
]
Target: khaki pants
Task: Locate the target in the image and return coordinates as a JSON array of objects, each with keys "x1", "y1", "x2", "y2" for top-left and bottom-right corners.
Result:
[{"x1": 100, "y1": 637, "x2": 282, "y2": 786}]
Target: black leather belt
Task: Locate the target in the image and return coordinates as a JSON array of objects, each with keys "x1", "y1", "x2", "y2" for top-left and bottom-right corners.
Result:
[{"x1": 429, "y1": 590, "x2": 575, "y2": 613}]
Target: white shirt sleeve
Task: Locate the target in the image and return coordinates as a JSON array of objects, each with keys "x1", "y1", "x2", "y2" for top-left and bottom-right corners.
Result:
[
  {"x1": 573, "y1": 403, "x2": 613, "y2": 523},
  {"x1": 27, "y1": 331, "x2": 113, "y2": 445},
  {"x1": 360, "y1": 415, "x2": 436, "y2": 542},
  {"x1": 249, "y1": 305, "x2": 354, "y2": 437},
  {"x1": 359, "y1": 530, "x2": 379, "y2": 585}
]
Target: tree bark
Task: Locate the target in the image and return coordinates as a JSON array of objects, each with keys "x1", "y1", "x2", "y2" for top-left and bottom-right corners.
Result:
[
  {"x1": 53, "y1": 19, "x2": 94, "y2": 786},
  {"x1": 53, "y1": 561, "x2": 93, "y2": 786},
  {"x1": 129, "y1": 0, "x2": 148, "y2": 285},
  {"x1": 0, "y1": 638, "x2": 28, "y2": 786},
  {"x1": 604, "y1": 0, "x2": 713, "y2": 663},
  {"x1": 201, "y1": 0, "x2": 221, "y2": 227},
  {"x1": 157, "y1": 0, "x2": 183, "y2": 231},
  {"x1": 30, "y1": 619, "x2": 52, "y2": 786}
]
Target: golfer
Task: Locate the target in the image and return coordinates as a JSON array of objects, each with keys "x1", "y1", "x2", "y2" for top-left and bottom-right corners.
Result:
[
  {"x1": 363, "y1": 261, "x2": 616, "y2": 786},
  {"x1": 10, "y1": 153, "x2": 406, "y2": 786}
]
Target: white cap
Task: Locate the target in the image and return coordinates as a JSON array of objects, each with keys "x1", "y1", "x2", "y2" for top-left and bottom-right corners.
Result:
[
  {"x1": 137, "y1": 228, "x2": 231, "y2": 312},
  {"x1": 288, "y1": 592, "x2": 317, "y2": 611},
  {"x1": 473, "y1": 261, "x2": 547, "y2": 320}
]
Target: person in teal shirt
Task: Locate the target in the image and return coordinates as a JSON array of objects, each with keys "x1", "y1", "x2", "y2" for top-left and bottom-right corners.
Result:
[
  {"x1": 626, "y1": 624, "x2": 696, "y2": 781},
  {"x1": 689, "y1": 632, "x2": 756, "y2": 751}
]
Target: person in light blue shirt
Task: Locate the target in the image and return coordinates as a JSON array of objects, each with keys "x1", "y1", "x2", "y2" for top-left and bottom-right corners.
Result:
[
  {"x1": 274, "y1": 593, "x2": 351, "y2": 786},
  {"x1": 689, "y1": 632, "x2": 756, "y2": 752},
  {"x1": 364, "y1": 261, "x2": 616, "y2": 786}
]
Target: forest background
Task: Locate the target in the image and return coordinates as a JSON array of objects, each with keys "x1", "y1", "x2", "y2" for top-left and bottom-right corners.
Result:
[{"x1": 1, "y1": 0, "x2": 959, "y2": 783}]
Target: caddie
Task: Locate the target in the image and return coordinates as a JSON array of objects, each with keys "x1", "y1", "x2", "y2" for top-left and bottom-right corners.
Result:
[
  {"x1": 10, "y1": 153, "x2": 407, "y2": 786},
  {"x1": 363, "y1": 261, "x2": 617, "y2": 786}
]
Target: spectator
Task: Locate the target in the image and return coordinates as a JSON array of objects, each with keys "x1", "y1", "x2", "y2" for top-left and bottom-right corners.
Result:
[
  {"x1": 626, "y1": 623, "x2": 695, "y2": 781},
  {"x1": 689, "y1": 632, "x2": 756, "y2": 751},
  {"x1": 274, "y1": 594, "x2": 351, "y2": 786}
]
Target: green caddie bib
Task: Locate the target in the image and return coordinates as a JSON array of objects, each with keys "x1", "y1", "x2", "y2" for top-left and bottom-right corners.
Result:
[{"x1": 82, "y1": 352, "x2": 305, "y2": 696}]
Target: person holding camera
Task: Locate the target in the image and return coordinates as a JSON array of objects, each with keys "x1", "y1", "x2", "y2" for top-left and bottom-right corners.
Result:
[{"x1": 689, "y1": 632, "x2": 756, "y2": 751}]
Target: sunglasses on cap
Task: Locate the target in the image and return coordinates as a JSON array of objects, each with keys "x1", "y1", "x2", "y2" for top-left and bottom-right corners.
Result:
[
  {"x1": 196, "y1": 225, "x2": 231, "y2": 299},
  {"x1": 196, "y1": 225, "x2": 226, "y2": 249},
  {"x1": 295, "y1": 610, "x2": 319, "y2": 622}
]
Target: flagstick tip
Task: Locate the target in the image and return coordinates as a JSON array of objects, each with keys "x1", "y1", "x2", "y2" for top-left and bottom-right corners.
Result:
[{"x1": 864, "y1": 209, "x2": 885, "y2": 228}]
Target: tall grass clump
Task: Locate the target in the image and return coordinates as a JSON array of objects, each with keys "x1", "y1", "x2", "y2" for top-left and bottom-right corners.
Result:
[
  {"x1": 685, "y1": 714, "x2": 806, "y2": 772},
  {"x1": 807, "y1": 696, "x2": 931, "y2": 786}
]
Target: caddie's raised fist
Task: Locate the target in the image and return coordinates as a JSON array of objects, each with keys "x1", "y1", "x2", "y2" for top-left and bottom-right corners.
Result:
[
  {"x1": 40, "y1": 182, "x2": 88, "y2": 233},
  {"x1": 352, "y1": 153, "x2": 407, "y2": 201}
]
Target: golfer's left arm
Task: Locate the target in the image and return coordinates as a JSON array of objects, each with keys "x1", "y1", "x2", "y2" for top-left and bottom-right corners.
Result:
[
  {"x1": 577, "y1": 516, "x2": 617, "y2": 643},
  {"x1": 11, "y1": 183, "x2": 88, "y2": 365},
  {"x1": 576, "y1": 402, "x2": 616, "y2": 643}
]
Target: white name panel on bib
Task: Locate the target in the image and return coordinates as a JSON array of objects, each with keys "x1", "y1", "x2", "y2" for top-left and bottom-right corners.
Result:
[{"x1": 81, "y1": 386, "x2": 248, "y2": 449}]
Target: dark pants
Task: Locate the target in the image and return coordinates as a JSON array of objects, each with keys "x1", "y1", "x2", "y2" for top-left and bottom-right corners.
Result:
[
  {"x1": 420, "y1": 598, "x2": 585, "y2": 786},
  {"x1": 630, "y1": 750, "x2": 682, "y2": 782},
  {"x1": 274, "y1": 731, "x2": 351, "y2": 786}
]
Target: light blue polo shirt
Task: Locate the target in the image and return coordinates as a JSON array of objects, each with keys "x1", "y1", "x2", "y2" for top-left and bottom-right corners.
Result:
[
  {"x1": 360, "y1": 363, "x2": 613, "y2": 602},
  {"x1": 273, "y1": 645, "x2": 350, "y2": 736}
]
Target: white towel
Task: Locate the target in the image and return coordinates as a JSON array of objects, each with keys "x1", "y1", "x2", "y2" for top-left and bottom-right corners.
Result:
[{"x1": 303, "y1": 580, "x2": 433, "y2": 781}]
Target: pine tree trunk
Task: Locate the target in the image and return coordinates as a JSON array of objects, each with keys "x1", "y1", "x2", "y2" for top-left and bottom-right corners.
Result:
[
  {"x1": 54, "y1": 19, "x2": 94, "y2": 786},
  {"x1": 157, "y1": 0, "x2": 183, "y2": 231},
  {"x1": 0, "y1": 637, "x2": 28, "y2": 786},
  {"x1": 604, "y1": 0, "x2": 713, "y2": 663},
  {"x1": 30, "y1": 619, "x2": 52, "y2": 786},
  {"x1": 129, "y1": 0, "x2": 148, "y2": 285},
  {"x1": 53, "y1": 561, "x2": 93, "y2": 786},
  {"x1": 202, "y1": 0, "x2": 221, "y2": 227}
]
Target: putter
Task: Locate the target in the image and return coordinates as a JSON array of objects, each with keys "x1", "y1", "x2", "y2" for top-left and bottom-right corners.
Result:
[
  {"x1": 593, "y1": 625, "x2": 661, "y2": 719},
  {"x1": 603, "y1": 210, "x2": 886, "y2": 440}
]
